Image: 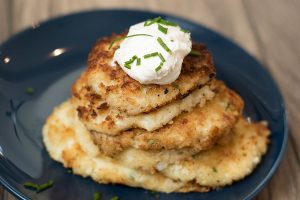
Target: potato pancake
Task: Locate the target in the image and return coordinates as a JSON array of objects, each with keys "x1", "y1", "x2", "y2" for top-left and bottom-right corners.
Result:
[
  {"x1": 74, "y1": 81, "x2": 215, "y2": 135},
  {"x1": 72, "y1": 34, "x2": 216, "y2": 115},
  {"x1": 43, "y1": 101, "x2": 269, "y2": 192},
  {"x1": 90, "y1": 80, "x2": 243, "y2": 155}
]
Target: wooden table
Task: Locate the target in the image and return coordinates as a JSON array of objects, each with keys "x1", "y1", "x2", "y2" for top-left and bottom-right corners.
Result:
[{"x1": 1, "y1": 0, "x2": 299, "y2": 199}]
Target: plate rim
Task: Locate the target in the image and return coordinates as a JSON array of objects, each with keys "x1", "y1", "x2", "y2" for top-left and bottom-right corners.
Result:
[{"x1": 0, "y1": 8, "x2": 288, "y2": 200}]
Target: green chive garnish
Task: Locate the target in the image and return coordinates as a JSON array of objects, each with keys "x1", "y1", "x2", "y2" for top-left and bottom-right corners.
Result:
[
  {"x1": 144, "y1": 52, "x2": 159, "y2": 59},
  {"x1": 145, "y1": 16, "x2": 191, "y2": 34},
  {"x1": 94, "y1": 192, "x2": 102, "y2": 200},
  {"x1": 155, "y1": 66, "x2": 162, "y2": 72},
  {"x1": 158, "y1": 24, "x2": 168, "y2": 34},
  {"x1": 148, "y1": 139, "x2": 156, "y2": 145},
  {"x1": 26, "y1": 87, "x2": 34, "y2": 95},
  {"x1": 144, "y1": 17, "x2": 183, "y2": 30},
  {"x1": 124, "y1": 55, "x2": 139, "y2": 69},
  {"x1": 144, "y1": 17, "x2": 162, "y2": 26},
  {"x1": 23, "y1": 180, "x2": 54, "y2": 193},
  {"x1": 111, "y1": 196, "x2": 119, "y2": 200},
  {"x1": 37, "y1": 180, "x2": 54, "y2": 192},
  {"x1": 128, "y1": 172, "x2": 135, "y2": 180},
  {"x1": 172, "y1": 83, "x2": 179, "y2": 89},
  {"x1": 158, "y1": 53, "x2": 165, "y2": 62},
  {"x1": 157, "y1": 37, "x2": 171, "y2": 53},
  {"x1": 212, "y1": 167, "x2": 218, "y2": 173},
  {"x1": 189, "y1": 50, "x2": 201, "y2": 56},
  {"x1": 125, "y1": 55, "x2": 138, "y2": 65},
  {"x1": 23, "y1": 182, "x2": 39, "y2": 190},
  {"x1": 108, "y1": 34, "x2": 153, "y2": 49},
  {"x1": 158, "y1": 19, "x2": 178, "y2": 27},
  {"x1": 124, "y1": 64, "x2": 131, "y2": 69},
  {"x1": 144, "y1": 20, "x2": 152, "y2": 26},
  {"x1": 155, "y1": 62, "x2": 163, "y2": 72},
  {"x1": 137, "y1": 58, "x2": 141, "y2": 66}
]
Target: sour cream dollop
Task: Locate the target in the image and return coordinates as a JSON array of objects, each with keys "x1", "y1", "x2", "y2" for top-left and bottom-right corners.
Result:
[{"x1": 111, "y1": 20, "x2": 192, "y2": 85}]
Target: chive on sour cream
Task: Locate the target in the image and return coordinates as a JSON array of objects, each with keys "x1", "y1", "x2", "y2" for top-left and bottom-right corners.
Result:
[{"x1": 111, "y1": 17, "x2": 192, "y2": 85}]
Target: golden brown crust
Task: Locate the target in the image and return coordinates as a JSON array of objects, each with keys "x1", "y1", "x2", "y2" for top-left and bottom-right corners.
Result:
[
  {"x1": 161, "y1": 118, "x2": 270, "y2": 187},
  {"x1": 42, "y1": 101, "x2": 199, "y2": 193},
  {"x1": 42, "y1": 101, "x2": 269, "y2": 193},
  {"x1": 90, "y1": 80, "x2": 244, "y2": 156},
  {"x1": 72, "y1": 81, "x2": 215, "y2": 135},
  {"x1": 42, "y1": 31, "x2": 271, "y2": 194},
  {"x1": 72, "y1": 33, "x2": 216, "y2": 115}
]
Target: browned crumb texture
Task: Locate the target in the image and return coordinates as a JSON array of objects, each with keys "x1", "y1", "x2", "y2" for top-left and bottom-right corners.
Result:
[
  {"x1": 72, "y1": 33, "x2": 216, "y2": 116},
  {"x1": 42, "y1": 101, "x2": 269, "y2": 193},
  {"x1": 72, "y1": 80, "x2": 215, "y2": 135},
  {"x1": 90, "y1": 80, "x2": 244, "y2": 156},
  {"x1": 42, "y1": 32, "x2": 270, "y2": 193}
]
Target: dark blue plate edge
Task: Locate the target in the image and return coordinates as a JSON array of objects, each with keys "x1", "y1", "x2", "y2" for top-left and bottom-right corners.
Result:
[
  {"x1": 0, "y1": 176, "x2": 27, "y2": 200},
  {"x1": 245, "y1": 113, "x2": 288, "y2": 200},
  {"x1": 0, "y1": 9, "x2": 288, "y2": 200}
]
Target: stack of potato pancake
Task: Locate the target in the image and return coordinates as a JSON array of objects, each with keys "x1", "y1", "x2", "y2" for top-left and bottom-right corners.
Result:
[{"x1": 43, "y1": 34, "x2": 270, "y2": 193}]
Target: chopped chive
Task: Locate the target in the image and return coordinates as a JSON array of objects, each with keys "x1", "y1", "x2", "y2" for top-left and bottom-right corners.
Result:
[
  {"x1": 23, "y1": 180, "x2": 54, "y2": 193},
  {"x1": 158, "y1": 53, "x2": 165, "y2": 62},
  {"x1": 126, "y1": 34, "x2": 152, "y2": 39},
  {"x1": 125, "y1": 55, "x2": 138, "y2": 65},
  {"x1": 110, "y1": 196, "x2": 119, "y2": 200},
  {"x1": 23, "y1": 182, "x2": 39, "y2": 190},
  {"x1": 153, "y1": 16, "x2": 162, "y2": 21},
  {"x1": 144, "y1": 17, "x2": 179, "y2": 28},
  {"x1": 26, "y1": 87, "x2": 34, "y2": 95},
  {"x1": 212, "y1": 167, "x2": 218, "y2": 173},
  {"x1": 158, "y1": 24, "x2": 168, "y2": 34},
  {"x1": 189, "y1": 50, "x2": 201, "y2": 56},
  {"x1": 158, "y1": 19, "x2": 178, "y2": 27},
  {"x1": 157, "y1": 37, "x2": 171, "y2": 53},
  {"x1": 124, "y1": 63, "x2": 131, "y2": 69},
  {"x1": 144, "y1": 52, "x2": 159, "y2": 59},
  {"x1": 148, "y1": 139, "x2": 156, "y2": 145},
  {"x1": 155, "y1": 62, "x2": 163, "y2": 72},
  {"x1": 94, "y1": 192, "x2": 102, "y2": 200},
  {"x1": 124, "y1": 55, "x2": 138, "y2": 69},
  {"x1": 108, "y1": 34, "x2": 153, "y2": 49},
  {"x1": 172, "y1": 83, "x2": 179, "y2": 89},
  {"x1": 128, "y1": 172, "x2": 135, "y2": 180},
  {"x1": 108, "y1": 38, "x2": 122, "y2": 50},
  {"x1": 144, "y1": 17, "x2": 162, "y2": 26},
  {"x1": 155, "y1": 66, "x2": 162, "y2": 72},
  {"x1": 144, "y1": 19, "x2": 152, "y2": 26},
  {"x1": 137, "y1": 58, "x2": 141, "y2": 66},
  {"x1": 37, "y1": 180, "x2": 54, "y2": 192}
]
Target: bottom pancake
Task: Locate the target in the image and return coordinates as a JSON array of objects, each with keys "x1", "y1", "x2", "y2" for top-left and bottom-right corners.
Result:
[
  {"x1": 42, "y1": 101, "x2": 206, "y2": 192},
  {"x1": 42, "y1": 100, "x2": 269, "y2": 193}
]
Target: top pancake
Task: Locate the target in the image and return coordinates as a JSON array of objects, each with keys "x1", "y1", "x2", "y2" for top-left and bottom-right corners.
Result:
[{"x1": 72, "y1": 33, "x2": 216, "y2": 115}]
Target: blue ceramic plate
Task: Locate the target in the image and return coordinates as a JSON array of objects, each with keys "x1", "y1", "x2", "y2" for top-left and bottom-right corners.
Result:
[{"x1": 0, "y1": 10, "x2": 287, "y2": 200}]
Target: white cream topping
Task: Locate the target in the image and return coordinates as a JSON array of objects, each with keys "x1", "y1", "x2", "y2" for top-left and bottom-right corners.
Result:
[{"x1": 111, "y1": 20, "x2": 192, "y2": 85}]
